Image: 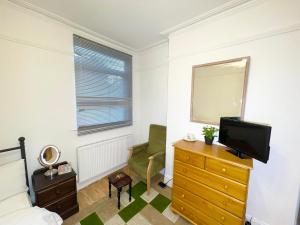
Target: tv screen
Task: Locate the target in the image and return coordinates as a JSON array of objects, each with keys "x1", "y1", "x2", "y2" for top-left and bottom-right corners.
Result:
[{"x1": 218, "y1": 117, "x2": 272, "y2": 163}]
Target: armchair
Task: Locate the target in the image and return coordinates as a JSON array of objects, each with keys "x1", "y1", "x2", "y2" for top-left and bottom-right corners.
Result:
[{"x1": 128, "y1": 124, "x2": 166, "y2": 195}]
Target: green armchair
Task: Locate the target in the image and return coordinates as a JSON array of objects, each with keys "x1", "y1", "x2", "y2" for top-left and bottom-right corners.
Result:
[{"x1": 128, "y1": 124, "x2": 166, "y2": 195}]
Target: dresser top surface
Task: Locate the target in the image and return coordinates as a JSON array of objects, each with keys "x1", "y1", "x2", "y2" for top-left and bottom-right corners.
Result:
[
  {"x1": 32, "y1": 169, "x2": 76, "y2": 192},
  {"x1": 174, "y1": 140, "x2": 253, "y2": 169}
]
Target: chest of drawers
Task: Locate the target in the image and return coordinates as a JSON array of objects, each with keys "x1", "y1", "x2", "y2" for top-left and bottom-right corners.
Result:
[
  {"x1": 32, "y1": 162, "x2": 79, "y2": 219},
  {"x1": 172, "y1": 140, "x2": 253, "y2": 225}
]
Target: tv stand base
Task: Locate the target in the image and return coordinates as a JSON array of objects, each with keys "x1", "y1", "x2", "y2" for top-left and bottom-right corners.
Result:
[{"x1": 226, "y1": 148, "x2": 251, "y2": 160}]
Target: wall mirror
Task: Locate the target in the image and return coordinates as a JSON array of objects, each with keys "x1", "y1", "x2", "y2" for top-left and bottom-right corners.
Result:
[
  {"x1": 191, "y1": 57, "x2": 250, "y2": 125},
  {"x1": 39, "y1": 145, "x2": 61, "y2": 178}
]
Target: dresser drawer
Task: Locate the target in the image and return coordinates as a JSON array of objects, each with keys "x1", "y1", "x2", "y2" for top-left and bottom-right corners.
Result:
[
  {"x1": 206, "y1": 158, "x2": 249, "y2": 184},
  {"x1": 172, "y1": 197, "x2": 220, "y2": 225},
  {"x1": 175, "y1": 148, "x2": 205, "y2": 168},
  {"x1": 173, "y1": 173, "x2": 245, "y2": 218},
  {"x1": 37, "y1": 177, "x2": 76, "y2": 206},
  {"x1": 45, "y1": 192, "x2": 77, "y2": 217},
  {"x1": 173, "y1": 185, "x2": 243, "y2": 225},
  {"x1": 174, "y1": 160, "x2": 247, "y2": 201}
]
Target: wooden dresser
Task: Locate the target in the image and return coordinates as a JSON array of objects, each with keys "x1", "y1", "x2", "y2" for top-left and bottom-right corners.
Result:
[
  {"x1": 32, "y1": 162, "x2": 79, "y2": 219},
  {"x1": 172, "y1": 140, "x2": 253, "y2": 225}
]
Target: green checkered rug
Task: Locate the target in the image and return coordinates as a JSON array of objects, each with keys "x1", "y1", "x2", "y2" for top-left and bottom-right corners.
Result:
[{"x1": 73, "y1": 181, "x2": 188, "y2": 225}]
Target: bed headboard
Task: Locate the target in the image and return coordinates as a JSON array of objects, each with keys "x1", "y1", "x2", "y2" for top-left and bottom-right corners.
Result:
[{"x1": 0, "y1": 137, "x2": 29, "y2": 187}]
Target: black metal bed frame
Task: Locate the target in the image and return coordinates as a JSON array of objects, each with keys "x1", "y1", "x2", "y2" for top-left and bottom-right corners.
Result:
[{"x1": 0, "y1": 137, "x2": 29, "y2": 187}]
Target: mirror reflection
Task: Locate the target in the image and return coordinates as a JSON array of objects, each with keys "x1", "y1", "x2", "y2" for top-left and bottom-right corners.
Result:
[
  {"x1": 191, "y1": 57, "x2": 250, "y2": 124},
  {"x1": 42, "y1": 147, "x2": 59, "y2": 165},
  {"x1": 39, "y1": 145, "x2": 61, "y2": 178}
]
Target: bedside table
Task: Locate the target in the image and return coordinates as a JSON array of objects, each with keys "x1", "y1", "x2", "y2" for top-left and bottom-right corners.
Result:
[{"x1": 32, "y1": 162, "x2": 79, "y2": 219}]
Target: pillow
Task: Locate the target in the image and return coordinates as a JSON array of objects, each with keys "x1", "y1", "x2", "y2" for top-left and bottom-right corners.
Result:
[
  {"x1": 0, "y1": 151, "x2": 20, "y2": 166},
  {"x1": 0, "y1": 159, "x2": 28, "y2": 202}
]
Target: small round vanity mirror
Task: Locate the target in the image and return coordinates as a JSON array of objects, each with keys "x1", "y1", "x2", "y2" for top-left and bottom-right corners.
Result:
[{"x1": 39, "y1": 145, "x2": 61, "y2": 178}]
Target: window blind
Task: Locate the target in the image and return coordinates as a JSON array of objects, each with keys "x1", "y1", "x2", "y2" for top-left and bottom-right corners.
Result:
[{"x1": 73, "y1": 35, "x2": 132, "y2": 135}]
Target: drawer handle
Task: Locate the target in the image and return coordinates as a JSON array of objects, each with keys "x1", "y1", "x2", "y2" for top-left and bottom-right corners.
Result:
[
  {"x1": 222, "y1": 201, "x2": 228, "y2": 206},
  {"x1": 57, "y1": 204, "x2": 62, "y2": 210},
  {"x1": 224, "y1": 185, "x2": 228, "y2": 190},
  {"x1": 222, "y1": 168, "x2": 227, "y2": 173},
  {"x1": 182, "y1": 168, "x2": 187, "y2": 173},
  {"x1": 186, "y1": 156, "x2": 190, "y2": 160},
  {"x1": 55, "y1": 189, "x2": 61, "y2": 195},
  {"x1": 181, "y1": 194, "x2": 185, "y2": 198},
  {"x1": 221, "y1": 216, "x2": 225, "y2": 221},
  {"x1": 180, "y1": 207, "x2": 185, "y2": 211}
]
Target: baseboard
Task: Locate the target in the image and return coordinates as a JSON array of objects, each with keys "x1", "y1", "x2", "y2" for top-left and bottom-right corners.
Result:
[
  {"x1": 77, "y1": 163, "x2": 127, "y2": 190},
  {"x1": 163, "y1": 174, "x2": 173, "y2": 187},
  {"x1": 246, "y1": 214, "x2": 270, "y2": 225}
]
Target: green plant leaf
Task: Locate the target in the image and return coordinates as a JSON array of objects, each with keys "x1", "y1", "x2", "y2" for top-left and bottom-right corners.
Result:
[{"x1": 202, "y1": 126, "x2": 219, "y2": 139}]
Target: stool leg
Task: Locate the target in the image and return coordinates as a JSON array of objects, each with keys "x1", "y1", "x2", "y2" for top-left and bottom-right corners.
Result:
[
  {"x1": 117, "y1": 187, "x2": 122, "y2": 209},
  {"x1": 109, "y1": 181, "x2": 112, "y2": 198},
  {"x1": 129, "y1": 182, "x2": 132, "y2": 202}
]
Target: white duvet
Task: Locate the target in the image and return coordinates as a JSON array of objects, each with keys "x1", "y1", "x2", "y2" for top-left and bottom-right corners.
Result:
[{"x1": 0, "y1": 206, "x2": 63, "y2": 225}]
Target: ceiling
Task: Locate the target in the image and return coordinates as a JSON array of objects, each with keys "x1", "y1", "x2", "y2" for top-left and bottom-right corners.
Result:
[{"x1": 18, "y1": 0, "x2": 239, "y2": 51}]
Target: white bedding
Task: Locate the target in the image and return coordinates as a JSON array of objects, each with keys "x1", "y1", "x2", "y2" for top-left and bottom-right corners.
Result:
[
  {"x1": 0, "y1": 206, "x2": 63, "y2": 225},
  {"x1": 0, "y1": 152, "x2": 63, "y2": 225},
  {"x1": 0, "y1": 192, "x2": 31, "y2": 217},
  {"x1": 0, "y1": 192, "x2": 63, "y2": 225}
]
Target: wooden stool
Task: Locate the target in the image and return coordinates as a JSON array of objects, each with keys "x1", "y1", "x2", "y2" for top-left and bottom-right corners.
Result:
[{"x1": 108, "y1": 172, "x2": 132, "y2": 209}]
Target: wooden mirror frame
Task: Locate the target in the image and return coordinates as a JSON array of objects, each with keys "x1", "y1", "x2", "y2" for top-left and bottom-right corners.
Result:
[{"x1": 191, "y1": 57, "x2": 250, "y2": 125}]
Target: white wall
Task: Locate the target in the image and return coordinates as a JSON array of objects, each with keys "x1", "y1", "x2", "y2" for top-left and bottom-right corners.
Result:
[
  {"x1": 166, "y1": 0, "x2": 300, "y2": 224},
  {"x1": 0, "y1": 1, "x2": 139, "y2": 192},
  {"x1": 0, "y1": 0, "x2": 169, "y2": 193},
  {"x1": 135, "y1": 44, "x2": 169, "y2": 143}
]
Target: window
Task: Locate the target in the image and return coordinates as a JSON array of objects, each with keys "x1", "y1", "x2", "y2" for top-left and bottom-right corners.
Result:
[{"x1": 73, "y1": 35, "x2": 132, "y2": 135}]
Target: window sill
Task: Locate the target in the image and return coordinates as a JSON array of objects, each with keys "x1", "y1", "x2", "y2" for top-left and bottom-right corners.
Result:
[{"x1": 77, "y1": 122, "x2": 132, "y2": 136}]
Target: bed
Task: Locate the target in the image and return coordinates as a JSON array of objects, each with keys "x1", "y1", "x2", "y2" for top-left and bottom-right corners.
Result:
[{"x1": 0, "y1": 137, "x2": 63, "y2": 225}]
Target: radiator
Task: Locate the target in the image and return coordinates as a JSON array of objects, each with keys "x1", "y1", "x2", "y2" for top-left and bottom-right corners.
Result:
[{"x1": 77, "y1": 135, "x2": 132, "y2": 183}]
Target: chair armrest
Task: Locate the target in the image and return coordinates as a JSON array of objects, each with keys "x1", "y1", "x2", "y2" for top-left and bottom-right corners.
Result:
[
  {"x1": 148, "y1": 151, "x2": 165, "y2": 160},
  {"x1": 147, "y1": 151, "x2": 165, "y2": 193},
  {"x1": 128, "y1": 142, "x2": 149, "y2": 159}
]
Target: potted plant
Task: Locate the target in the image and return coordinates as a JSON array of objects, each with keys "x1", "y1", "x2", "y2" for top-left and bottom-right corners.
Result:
[{"x1": 202, "y1": 126, "x2": 219, "y2": 145}]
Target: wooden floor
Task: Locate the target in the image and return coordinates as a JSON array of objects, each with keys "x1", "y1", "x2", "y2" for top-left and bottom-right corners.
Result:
[{"x1": 64, "y1": 167, "x2": 193, "y2": 225}]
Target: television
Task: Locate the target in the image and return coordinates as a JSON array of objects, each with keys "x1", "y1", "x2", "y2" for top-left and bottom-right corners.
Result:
[{"x1": 218, "y1": 117, "x2": 272, "y2": 163}]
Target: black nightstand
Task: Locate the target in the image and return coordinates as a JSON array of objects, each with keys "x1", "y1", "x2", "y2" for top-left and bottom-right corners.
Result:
[{"x1": 32, "y1": 162, "x2": 79, "y2": 219}]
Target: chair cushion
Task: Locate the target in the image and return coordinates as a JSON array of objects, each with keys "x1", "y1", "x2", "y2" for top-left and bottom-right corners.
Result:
[
  {"x1": 128, "y1": 151, "x2": 164, "y2": 180},
  {"x1": 128, "y1": 151, "x2": 149, "y2": 180},
  {"x1": 146, "y1": 124, "x2": 166, "y2": 155}
]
